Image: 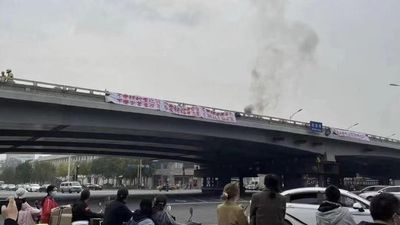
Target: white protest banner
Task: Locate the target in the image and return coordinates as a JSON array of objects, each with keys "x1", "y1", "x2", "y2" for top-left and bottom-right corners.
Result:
[
  {"x1": 332, "y1": 128, "x2": 370, "y2": 142},
  {"x1": 105, "y1": 92, "x2": 236, "y2": 123},
  {"x1": 105, "y1": 92, "x2": 161, "y2": 110}
]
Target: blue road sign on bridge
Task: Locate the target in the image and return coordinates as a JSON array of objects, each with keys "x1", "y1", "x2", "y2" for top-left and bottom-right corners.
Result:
[{"x1": 310, "y1": 121, "x2": 323, "y2": 133}]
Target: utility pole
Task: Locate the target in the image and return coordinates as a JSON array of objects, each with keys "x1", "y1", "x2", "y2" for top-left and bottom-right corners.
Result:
[{"x1": 67, "y1": 155, "x2": 71, "y2": 181}]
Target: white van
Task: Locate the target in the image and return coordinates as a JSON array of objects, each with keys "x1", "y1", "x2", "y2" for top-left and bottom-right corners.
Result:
[{"x1": 60, "y1": 181, "x2": 82, "y2": 193}]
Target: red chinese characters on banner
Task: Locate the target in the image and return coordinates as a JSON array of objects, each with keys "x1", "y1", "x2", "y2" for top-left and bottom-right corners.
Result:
[
  {"x1": 108, "y1": 93, "x2": 161, "y2": 110},
  {"x1": 105, "y1": 92, "x2": 236, "y2": 123}
]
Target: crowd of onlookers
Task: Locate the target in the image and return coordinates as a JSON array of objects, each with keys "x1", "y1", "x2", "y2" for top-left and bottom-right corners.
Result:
[
  {"x1": 2, "y1": 174, "x2": 400, "y2": 225},
  {"x1": 216, "y1": 174, "x2": 400, "y2": 225},
  {"x1": 0, "y1": 184, "x2": 187, "y2": 225}
]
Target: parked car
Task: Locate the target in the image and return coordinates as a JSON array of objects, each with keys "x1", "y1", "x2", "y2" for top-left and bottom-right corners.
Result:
[
  {"x1": 360, "y1": 186, "x2": 400, "y2": 201},
  {"x1": 28, "y1": 184, "x2": 40, "y2": 192},
  {"x1": 60, "y1": 181, "x2": 82, "y2": 193},
  {"x1": 23, "y1": 184, "x2": 31, "y2": 190},
  {"x1": 0, "y1": 184, "x2": 8, "y2": 190},
  {"x1": 282, "y1": 187, "x2": 372, "y2": 225},
  {"x1": 83, "y1": 183, "x2": 103, "y2": 190},
  {"x1": 6, "y1": 184, "x2": 17, "y2": 191},
  {"x1": 353, "y1": 185, "x2": 387, "y2": 196},
  {"x1": 39, "y1": 184, "x2": 50, "y2": 193}
]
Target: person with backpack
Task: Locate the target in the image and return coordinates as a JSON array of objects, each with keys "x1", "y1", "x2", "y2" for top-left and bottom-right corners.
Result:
[
  {"x1": 250, "y1": 174, "x2": 286, "y2": 225},
  {"x1": 128, "y1": 199, "x2": 154, "y2": 225}
]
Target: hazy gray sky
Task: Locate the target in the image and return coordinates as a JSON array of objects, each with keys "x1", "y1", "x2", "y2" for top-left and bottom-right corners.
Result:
[{"x1": 0, "y1": 0, "x2": 399, "y2": 137}]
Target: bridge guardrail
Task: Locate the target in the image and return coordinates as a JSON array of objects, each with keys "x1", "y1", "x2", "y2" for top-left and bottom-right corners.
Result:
[{"x1": 1, "y1": 78, "x2": 398, "y2": 145}]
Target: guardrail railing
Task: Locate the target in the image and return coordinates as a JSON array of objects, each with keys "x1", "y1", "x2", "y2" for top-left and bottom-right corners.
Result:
[{"x1": 1, "y1": 78, "x2": 399, "y2": 145}]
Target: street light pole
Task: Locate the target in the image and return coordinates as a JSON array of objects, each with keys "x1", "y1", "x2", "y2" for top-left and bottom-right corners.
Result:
[
  {"x1": 347, "y1": 123, "x2": 359, "y2": 130},
  {"x1": 67, "y1": 155, "x2": 71, "y2": 181},
  {"x1": 289, "y1": 109, "x2": 303, "y2": 120}
]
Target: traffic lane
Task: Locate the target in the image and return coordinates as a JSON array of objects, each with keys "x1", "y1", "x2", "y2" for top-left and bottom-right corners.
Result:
[
  {"x1": 89, "y1": 199, "x2": 251, "y2": 225},
  {"x1": 0, "y1": 198, "x2": 252, "y2": 225},
  {"x1": 0, "y1": 189, "x2": 202, "y2": 199}
]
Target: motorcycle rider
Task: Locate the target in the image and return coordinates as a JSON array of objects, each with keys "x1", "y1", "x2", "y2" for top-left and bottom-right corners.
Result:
[
  {"x1": 103, "y1": 187, "x2": 133, "y2": 225},
  {"x1": 152, "y1": 195, "x2": 184, "y2": 225},
  {"x1": 72, "y1": 189, "x2": 103, "y2": 222},
  {"x1": 128, "y1": 199, "x2": 155, "y2": 225}
]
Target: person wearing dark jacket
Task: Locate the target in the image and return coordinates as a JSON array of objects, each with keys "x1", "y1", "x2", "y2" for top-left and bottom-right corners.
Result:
[
  {"x1": 103, "y1": 187, "x2": 134, "y2": 225},
  {"x1": 358, "y1": 193, "x2": 400, "y2": 225},
  {"x1": 250, "y1": 174, "x2": 286, "y2": 225},
  {"x1": 129, "y1": 199, "x2": 155, "y2": 225},
  {"x1": 72, "y1": 189, "x2": 103, "y2": 222},
  {"x1": 316, "y1": 185, "x2": 356, "y2": 225}
]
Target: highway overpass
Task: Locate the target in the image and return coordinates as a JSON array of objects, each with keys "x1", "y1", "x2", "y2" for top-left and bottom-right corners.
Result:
[{"x1": 1, "y1": 78, "x2": 399, "y2": 189}]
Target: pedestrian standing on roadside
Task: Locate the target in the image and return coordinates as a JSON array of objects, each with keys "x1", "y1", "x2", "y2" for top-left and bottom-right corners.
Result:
[
  {"x1": 217, "y1": 182, "x2": 248, "y2": 225},
  {"x1": 250, "y1": 174, "x2": 286, "y2": 225},
  {"x1": 316, "y1": 185, "x2": 356, "y2": 225},
  {"x1": 40, "y1": 185, "x2": 58, "y2": 224},
  {"x1": 358, "y1": 193, "x2": 400, "y2": 225},
  {"x1": 15, "y1": 188, "x2": 41, "y2": 225}
]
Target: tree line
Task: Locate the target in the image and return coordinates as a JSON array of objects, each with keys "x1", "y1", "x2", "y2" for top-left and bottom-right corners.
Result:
[{"x1": 0, "y1": 157, "x2": 154, "y2": 185}]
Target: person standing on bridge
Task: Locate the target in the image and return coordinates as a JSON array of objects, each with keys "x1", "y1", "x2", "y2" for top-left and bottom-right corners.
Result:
[
  {"x1": 250, "y1": 174, "x2": 286, "y2": 225},
  {"x1": 0, "y1": 71, "x2": 6, "y2": 82},
  {"x1": 40, "y1": 185, "x2": 58, "y2": 224},
  {"x1": 6, "y1": 69, "x2": 14, "y2": 83},
  {"x1": 217, "y1": 182, "x2": 248, "y2": 225}
]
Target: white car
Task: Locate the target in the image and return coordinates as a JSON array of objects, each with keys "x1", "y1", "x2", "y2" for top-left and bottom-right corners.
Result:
[
  {"x1": 282, "y1": 187, "x2": 372, "y2": 225},
  {"x1": 60, "y1": 181, "x2": 82, "y2": 193},
  {"x1": 360, "y1": 186, "x2": 400, "y2": 200},
  {"x1": 28, "y1": 184, "x2": 40, "y2": 192},
  {"x1": 358, "y1": 186, "x2": 388, "y2": 200}
]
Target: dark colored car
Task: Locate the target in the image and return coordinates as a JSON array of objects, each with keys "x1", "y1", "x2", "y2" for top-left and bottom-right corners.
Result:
[{"x1": 83, "y1": 183, "x2": 103, "y2": 190}]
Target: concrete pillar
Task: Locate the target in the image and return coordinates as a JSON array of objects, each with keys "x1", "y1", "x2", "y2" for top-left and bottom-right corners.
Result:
[{"x1": 239, "y1": 177, "x2": 245, "y2": 196}]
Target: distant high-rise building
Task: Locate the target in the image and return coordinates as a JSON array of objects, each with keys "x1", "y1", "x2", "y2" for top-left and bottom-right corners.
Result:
[{"x1": 5, "y1": 154, "x2": 35, "y2": 167}]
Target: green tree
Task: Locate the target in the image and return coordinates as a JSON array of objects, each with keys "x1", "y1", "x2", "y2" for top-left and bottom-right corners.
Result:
[
  {"x1": 15, "y1": 162, "x2": 33, "y2": 183},
  {"x1": 77, "y1": 161, "x2": 92, "y2": 176},
  {"x1": 0, "y1": 167, "x2": 16, "y2": 183},
  {"x1": 56, "y1": 163, "x2": 69, "y2": 177},
  {"x1": 32, "y1": 162, "x2": 56, "y2": 184}
]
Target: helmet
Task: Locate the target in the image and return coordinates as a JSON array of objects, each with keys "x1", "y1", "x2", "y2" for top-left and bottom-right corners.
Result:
[{"x1": 6, "y1": 69, "x2": 11, "y2": 73}]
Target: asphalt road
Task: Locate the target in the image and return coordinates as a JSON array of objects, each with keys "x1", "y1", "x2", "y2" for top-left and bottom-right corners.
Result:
[{"x1": 0, "y1": 189, "x2": 253, "y2": 225}]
